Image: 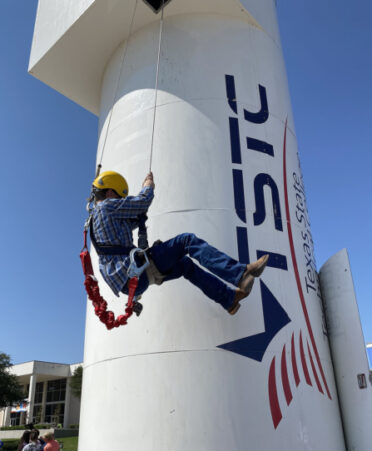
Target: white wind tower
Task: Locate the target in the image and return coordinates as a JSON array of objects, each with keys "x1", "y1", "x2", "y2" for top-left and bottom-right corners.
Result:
[{"x1": 29, "y1": 1, "x2": 370, "y2": 449}]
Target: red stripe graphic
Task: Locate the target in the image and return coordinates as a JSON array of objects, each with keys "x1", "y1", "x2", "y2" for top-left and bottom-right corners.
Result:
[
  {"x1": 281, "y1": 344, "x2": 293, "y2": 405},
  {"x1": 282, "y1": 121, "x2": 332, "y2": 400},
  {"x1": 269, "y1": 357, "x2": 282, "y2": 428},
  {"x1": 299, "y1": 331, "x2": 312, "y2": 386},
  {"x1": 307, "y1": 341, "x2": 324, "y2": 395},
  {"x1": 291, "y1": 332, "x2": 300, "y2": 386}
]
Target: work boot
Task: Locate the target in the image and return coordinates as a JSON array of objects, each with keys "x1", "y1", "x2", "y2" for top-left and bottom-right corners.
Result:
[
  {"x1": 228, "y1": 275, "x2": 255, "y2": 315},
  {"x1": 238, "y1": 255, "x2": 269, "y2": 291}
]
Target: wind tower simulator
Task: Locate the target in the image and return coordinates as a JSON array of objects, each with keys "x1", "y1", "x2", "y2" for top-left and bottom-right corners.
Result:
[{"x1": 29, "y1": 1, "x2": 372, "y2": 449}]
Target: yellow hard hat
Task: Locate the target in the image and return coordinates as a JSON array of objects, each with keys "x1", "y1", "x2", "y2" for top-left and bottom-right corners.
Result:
[{"x1": 92, "y1": 171, "x2": 129, "y2": 198}]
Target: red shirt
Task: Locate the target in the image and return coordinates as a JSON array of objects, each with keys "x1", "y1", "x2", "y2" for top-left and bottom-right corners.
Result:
[{"x1": 44, "y1": 440, "x2": 60, "y2": 451}]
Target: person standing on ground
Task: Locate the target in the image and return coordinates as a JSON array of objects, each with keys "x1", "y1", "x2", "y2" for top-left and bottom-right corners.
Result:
[
  {"x1": 17, "y1": 430, "x2": 31, "y2": 451},
  {"x1": 42, "y1": 432, "x2": 60, "y2": 450},
  {"x1": 22, "y1": 431, "x2": 43, "y2": 451}
]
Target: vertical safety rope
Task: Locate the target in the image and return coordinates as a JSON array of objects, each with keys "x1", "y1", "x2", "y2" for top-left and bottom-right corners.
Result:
[
  {"x1": 82, "y1": 1, "x2": 167, "y2": 329},
  {"x1": 96, "y1": 0, "x2": 165, "y2": 172},
  {"x1": 149, "y1": 0, "x2": 165, "y2": 172},
  {"x1": 98, "y1": 0, "x2": 139, "y2": 168}
]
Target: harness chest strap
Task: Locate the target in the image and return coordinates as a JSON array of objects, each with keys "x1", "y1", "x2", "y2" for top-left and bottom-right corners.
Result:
[{"x1": 89, "y1": 220, "x2": 133, "y2": 256}]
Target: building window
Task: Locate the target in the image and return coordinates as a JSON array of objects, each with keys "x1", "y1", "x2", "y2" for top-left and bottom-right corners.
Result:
[
  {"x1": 10, "y1": 412, "x2": 21, "y2": 426},
  {"x1": 46, "y1": 379, "x2": 66, "y2": 403},
  {"x1": 34, "y1": 382, "x2": 44, "y2": 404},
  {"x1": 44, "y1": 403, "x2": 65, "y2": 425},
  {"x1": 33, "y1": 405, "x2": 43, "y2": 424}
]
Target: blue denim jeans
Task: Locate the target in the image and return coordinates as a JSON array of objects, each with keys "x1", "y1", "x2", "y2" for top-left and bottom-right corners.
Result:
[{"x1": 147, "y1": 233, "x2": 246, "y2": 311}]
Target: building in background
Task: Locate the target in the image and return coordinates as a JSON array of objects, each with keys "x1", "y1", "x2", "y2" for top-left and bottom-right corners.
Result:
[{"x1": 0, "y1": 361, "x2": 81, "y2": 428}]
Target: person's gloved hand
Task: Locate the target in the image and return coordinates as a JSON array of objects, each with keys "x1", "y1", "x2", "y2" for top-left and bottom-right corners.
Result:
[{"x1": 143, "y1": 172, "x2": 155, "y2": 189}]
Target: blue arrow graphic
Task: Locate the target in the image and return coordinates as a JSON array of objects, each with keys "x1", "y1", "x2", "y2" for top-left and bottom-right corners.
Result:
[{"x1": 218, "y1": 280, "x2": 291, "y2": 362}]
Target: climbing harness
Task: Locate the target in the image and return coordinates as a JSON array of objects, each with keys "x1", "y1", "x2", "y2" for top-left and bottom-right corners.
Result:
[
  {"x1": 80, "y1": 228, "x2": 149, "y2": 330},
  {"x1": 80, "y1": 0, "x2": 166, "y2": 329},
  {"x1": 80, "y1": 163, "x2": 151, "y2": 330},
  {"x1": 137, "y1": 214, "x2": 149, "y2": 249}
]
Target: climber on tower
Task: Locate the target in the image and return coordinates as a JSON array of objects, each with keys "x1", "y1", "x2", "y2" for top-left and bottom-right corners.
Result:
[{"x1": 90, "y1": 170, "x2": 269, "y2": 315}]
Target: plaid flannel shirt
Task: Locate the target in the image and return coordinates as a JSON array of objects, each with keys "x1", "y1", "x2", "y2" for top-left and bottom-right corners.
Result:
[{"x1": 92, "y1": 186, "x2": 154, "y2": 296}]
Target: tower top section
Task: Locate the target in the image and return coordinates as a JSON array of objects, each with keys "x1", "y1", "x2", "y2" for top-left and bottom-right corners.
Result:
[{"x1": 29, "y1": 0, "x2": 279, "y2": 115}]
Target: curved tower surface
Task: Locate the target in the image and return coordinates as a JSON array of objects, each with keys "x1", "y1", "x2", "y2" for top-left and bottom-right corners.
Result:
[{"x1": 29, "y1": 1, "x2": 346, "y2": 449}]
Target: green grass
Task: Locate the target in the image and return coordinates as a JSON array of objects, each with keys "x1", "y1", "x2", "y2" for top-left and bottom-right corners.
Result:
[
  {"x1": 0, "y1": 439, "x2": 19, "y2": 450},
  {"x1": 0, "y1": 436, "x2": 78, "y2": 451},
  {"x1": 58, "y1": 436, "x2": 78, "y2": 451}
]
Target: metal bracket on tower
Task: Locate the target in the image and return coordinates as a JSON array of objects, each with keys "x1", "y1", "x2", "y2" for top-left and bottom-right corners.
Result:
[{"x1": 142, "y1": 0, "x2": 172, "y2": 13}]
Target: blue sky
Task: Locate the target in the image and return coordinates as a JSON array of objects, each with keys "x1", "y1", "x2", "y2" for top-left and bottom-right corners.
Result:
[{"x1": 0, "y1": 0, "x2": 371, "y2": 365}]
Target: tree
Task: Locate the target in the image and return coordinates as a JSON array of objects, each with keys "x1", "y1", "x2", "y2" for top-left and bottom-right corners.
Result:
[
  {"x1": 69, "y1": 366, "x2": 83, "y2": 399},
  {"x1": 0, "y1": 353, "x2": 24, "y2": 408}
]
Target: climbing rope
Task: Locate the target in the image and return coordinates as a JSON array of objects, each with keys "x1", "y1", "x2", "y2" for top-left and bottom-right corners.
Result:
[
  {"x1": 149, "y1": 0, "x2": 165, "y2": 172},
  {"x1": 98, "y1": 0, "x2": 165, "y2": 172},
  {"x1": 98, "y1": 0, "x2": 139, "y2": 167},
  {"x1": 81, "y1": 0, "x2": 166, "y2": 329}
]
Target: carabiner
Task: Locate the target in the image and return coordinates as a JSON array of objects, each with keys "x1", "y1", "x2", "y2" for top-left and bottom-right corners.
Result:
[{"x1": 127, "y1": 248, "x2": 150, "y2": 279}]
